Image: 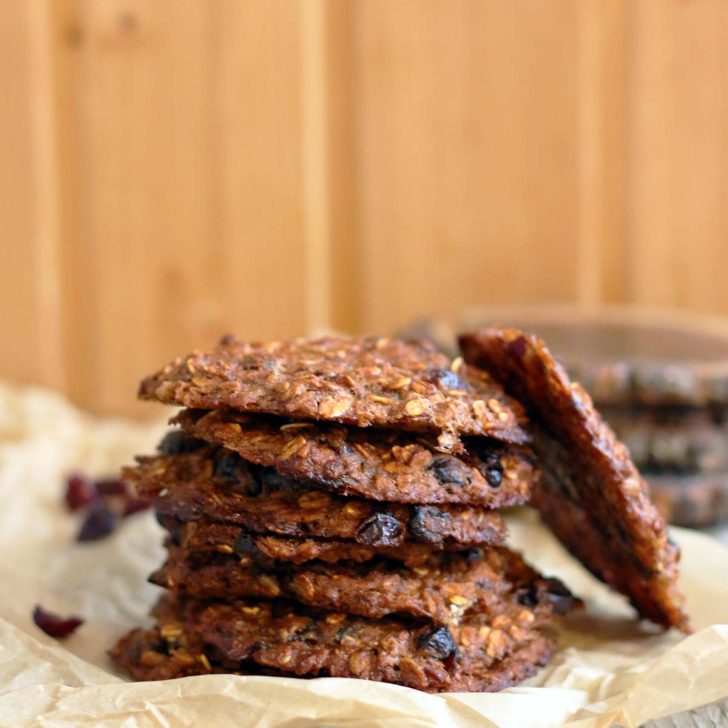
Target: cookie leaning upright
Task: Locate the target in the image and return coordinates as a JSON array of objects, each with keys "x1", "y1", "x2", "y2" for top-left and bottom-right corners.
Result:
[
  {"x1": 138, "y1": 335, "x2": 529, "y2": 451},
  {"x1": 459, "y1": 328, "x2": 690, "y2": 632}
]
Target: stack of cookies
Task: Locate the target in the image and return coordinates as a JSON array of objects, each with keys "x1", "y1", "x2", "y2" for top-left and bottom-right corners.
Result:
[
  {"x1": 111, "y1": 335, "x2": 580, "y2": 691},
  {"x1": 570, "y1": 362, "x2": 728, "y2": 528}
]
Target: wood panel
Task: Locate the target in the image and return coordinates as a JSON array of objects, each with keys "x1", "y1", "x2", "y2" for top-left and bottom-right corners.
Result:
[
  {"x1": 576, "y1": 0, "x2": 629, "y2": 307},
  {"x1": 54, "y1": 0, "x2": 220, "y2": 415},
  {"x1": 354, "y1": 0, "x2": 583, "y2": 332},
  {"x1": 52, "y1": 0, "x2": 316, "y2": 416},
  {"x1": 0, "y1": 1, "x2": 64, "y2": 389},
  {"x1": 1, "y1": 0, "x2": 728, "y2": 416},
  {"x1": 215, "y1": 0, "x2": 312, "y2": 341},
  {"x1": 629, "y1": 0, "x2": 728, "y2": 312}
]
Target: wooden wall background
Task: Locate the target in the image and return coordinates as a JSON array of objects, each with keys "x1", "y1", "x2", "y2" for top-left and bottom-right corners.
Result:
[{"x1": 2, "y1": 0, "x2": 728, "y2": 417}]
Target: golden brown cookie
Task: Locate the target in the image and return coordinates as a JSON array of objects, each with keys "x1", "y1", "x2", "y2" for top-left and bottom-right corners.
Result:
[
  {"x1": 158, "y1": 516, "x2": 464, "y2": 567},
  {"x1": 150, "y1": 542, "x2": 579, "y2": 624},
  {"x1": 139, "y1": 335, "x2": 529, "y2": 451},
  {"x1": 112, "y1": 592, "x2": 557, "y2": 692},
  {"x1": 459, "y1": 328, "x2": 690, "y2": 631},
  {"x1": 126, "y1": 447, "x2": 508, "y2": 547},
  {"x1": 170, "y1": 409, "x2": 534, "y2": 506}
]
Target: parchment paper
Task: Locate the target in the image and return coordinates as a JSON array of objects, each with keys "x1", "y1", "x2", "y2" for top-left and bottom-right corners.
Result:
[{"x1": 0, "y1": 383, "x2": 727, "y2": 728}]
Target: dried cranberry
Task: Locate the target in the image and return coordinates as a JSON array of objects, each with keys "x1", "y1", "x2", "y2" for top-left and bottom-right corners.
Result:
[
  {"x1": 123, "y1": 497, "x2": 150, "y2": 517},
  {"x1": 416, "y1": 625, "x2": 458, "y2": 662},
  {"x1": 95, "y1": 478, "x2": 129, "y2": 496},
  {"x1": 233, "y1": 531, "x2": 259, "y2": 557},
  {"x1": 255, "y1": 467, "x2": 301, "y2": 495},
  {"x1": 157, "y1": 430, "x2": 206, "y2": 455},
  {"x1": 515, "y1": 584, "x2": 538, "y2": 608},
  {"x1": 543, "y1": 578, "x2": 577, "y2": 615},
  {"x1": 33, "y1": 605, "x2": 84, "y2": 639},
  {"x1": 213, "y1": 455, "x2": 263, "y2": 496},
  {"x1": 77, "y1": 502, "x2": 119, "y2": 542},
  {"x1": 213, "y1": 452, "x2": 246, "y2": 482},
  {"x1": 334, "y1": 624, "x2": 352, "y2": 643},
  {"x1": 667, "y1": 533, "x2": 682, "y2": 561},
  {"x1": 430, "y1": 456, "x2": 468, "y2": 487},
  {"x1": 64, "y1": 473, "x2": 97, "y2": 511},
  {"x1": 155, "y1": 512, "x2": 177, "y2": 530},
  {"x1": 429, "y1": 368, "x2": 469, "y2": 391},
  {"x1": 355, "y1": 513, "x2": 403, "y2": 547},
  {"x1": 507, "y1": 336, "x2": 528, "y2": 358},
  {"x1": 408, "y1": 505, "x2": 447, "y2": 544},
  {"x1": 466, "y1": 443, "x2": 504, "y2": 488},
  {"x1": 147, "y1": 569, "x2": 166, "y2": 587},
  {"x1": 482, "y1": 453, "x2": 503, "y2": 488},
  {"x1": 516, "y1": 579, "x2": 577, "y2": 615},
  {"x1": 166, "y1": 523, "x2": 183, "y2": 546}
]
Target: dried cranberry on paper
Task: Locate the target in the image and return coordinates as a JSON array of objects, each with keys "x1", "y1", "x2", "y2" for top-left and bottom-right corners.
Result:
[
  {"x1": 32, "y1": 605, "x2": 84, "y2": 639},
  {"x1": 123, "y1": 497, "x2": 151, "y2": 517},
  {"x1": 95, "y1": 478, "x2": 129, "y2": 497},
  {"x1": 77, "y1": 502, "x2": 119, "y2": 542},
  {"x1": 64, "y1": 473, "x2": 97, "y2": 511}
]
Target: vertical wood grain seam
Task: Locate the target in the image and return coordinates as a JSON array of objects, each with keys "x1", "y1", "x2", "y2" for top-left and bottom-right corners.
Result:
[
  {"x1": 300, "y1": 0, "x2": 332, "y2": 335},
  {"x1": 576, "y1": 0, "x2": 630, "y2": 310},
  {"x1": 55, "y1": 0, "x2": 102, "y2": 409},
  {"x1": 26, "y1": 0, "x2": 65, "y2": 389},
  {"x1": 324, "y1": 0, "x2": 359, "y2": 335},
  {"x1": 624, "y1": 0, "x2": 640, "y2": 307},
  {"x1": 576, "y1": 0, "x2": 604, "y2": 309}
]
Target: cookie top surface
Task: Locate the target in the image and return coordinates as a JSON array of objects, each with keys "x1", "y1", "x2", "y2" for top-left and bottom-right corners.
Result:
[
  {"x1": 139, "y1": 335, "x2": 529, "y2": 449},
  {"x1": 171, "y1": 409, "x2": 534, "y2": 506},
  {"x1": 459, "y1": 327, "x2": 690, "y2": 631},
  {"x1": 153, "y1": 542, "x2": 579, "y2": 625},
  {"x1": 126, "y1": 447, "x2": 507, "y2": 547}
]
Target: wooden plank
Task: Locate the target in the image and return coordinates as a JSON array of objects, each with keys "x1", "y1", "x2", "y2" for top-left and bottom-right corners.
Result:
[
  {"x1": 629, "y1": 0, "x2": 728, "y2": 313},
  {"x1": 354, "y1": 0, "x2": 583, "y2": 333},
  {"x1": 300, "y1": 0, "x2": 332, "y2": 335},
  {"x1": 51, "y1": 0, "x2": 315, "y2": 416},
  {"x1": 4, "y1": 0, "x2": 728, "y2": 416},
  {"x1": 52, "y1": 0, "x2": 222, "y2": 416},
  {"x1": 576, "y1": 0, "x2": 629, "y2": 307},
  {"x1": 0, "y1": 1, "x2": 64, "y2": 389},
  {"x1": 647, "y1": 696, "x2": 728, "y2": 728},
  {"x1": 214, "y1": 0, "x2": 311, "y2": 345},
  {"x1": 322, "y1": 0, "x2": 360, "y2": 334}
]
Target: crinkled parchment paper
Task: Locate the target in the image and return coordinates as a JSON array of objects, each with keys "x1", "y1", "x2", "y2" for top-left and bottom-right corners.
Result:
[{"x1": 0, "y1": 384, "x2": 727, "y2": 728}]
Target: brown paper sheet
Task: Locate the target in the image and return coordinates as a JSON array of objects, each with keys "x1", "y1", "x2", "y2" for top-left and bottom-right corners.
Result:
[{"x1": 0, "y1": 384, "x2": 727, "y2": 727}]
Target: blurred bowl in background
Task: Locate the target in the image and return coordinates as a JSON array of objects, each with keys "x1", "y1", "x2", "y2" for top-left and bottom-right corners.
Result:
[{"x1": 402, "y1": 305, "x2": 728, "y2": 529}]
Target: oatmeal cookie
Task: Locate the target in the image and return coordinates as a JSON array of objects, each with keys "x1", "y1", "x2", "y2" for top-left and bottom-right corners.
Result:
[
  {"x1": 150, "y1": 543, "x2": 579, "y2": 624},
  {"x1": 109, "y1": 622, "x2": 283, "y2": 682},
  {"x1": 110, "y1": 624, "x2": 222, "y2": 682},
  {"x1": 158, "y1": 516, "x2": 458, "y2": 567},
  {"x1": 132, "y1": 593, "x2": 557, "y2": 692},
  {"x1": 459, "y1": 328, "x2": 690, "y2": 631},
  {"x1": 111, "y1": 595, "x2": 555, "y2": 691},
  {"x1": 600, "y1": 405, "x2": 728, "y2": 474},
  {"x1": 170, "y1": 409, "x2": 533, "y2": 506},
  {"x1": 139, "y1": 335, "x2": 529, "y2": 450},
  {"x1": 126, "y1": 448, "x2": 507, "y2": 547}
]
